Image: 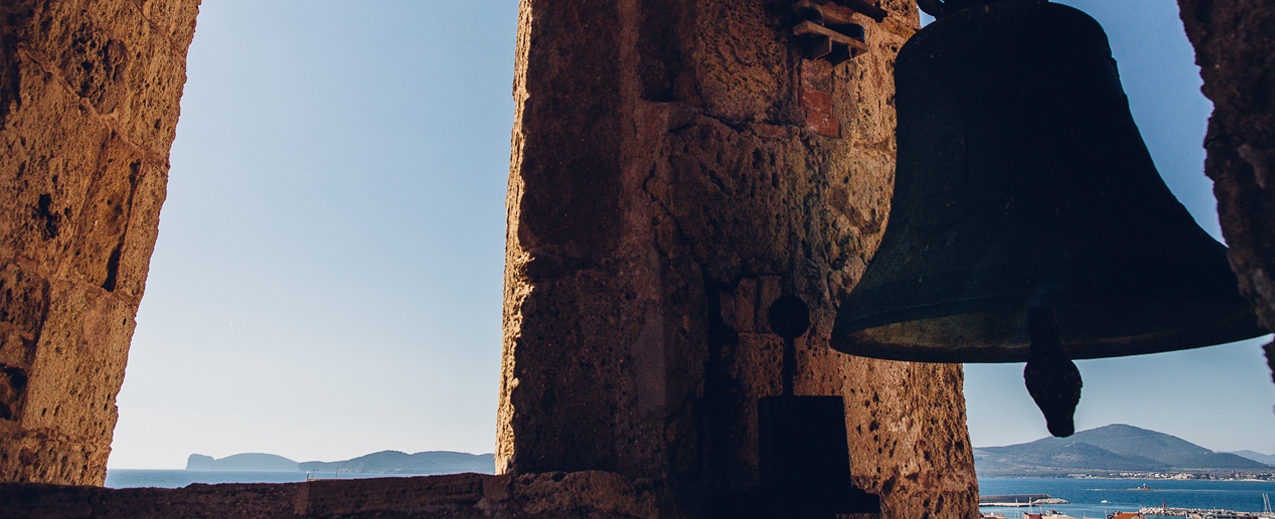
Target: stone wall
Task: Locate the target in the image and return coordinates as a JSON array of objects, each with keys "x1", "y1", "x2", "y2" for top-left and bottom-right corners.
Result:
[
  {"x1": 0, "y1": 0, "x2": 198, "y2": 485},
  {"x1": 1175, "y1": 0, "x2": 1275, "y2": 382},
  {"x1": 498, "y1": 0, "x2": 979, "y2": 516},
  {"x1": 1, "y1": 471, "x2": 660, "y2": 519},
  {"x1": 1, "y1": 0, "x2": 1270, "y2": 516}
]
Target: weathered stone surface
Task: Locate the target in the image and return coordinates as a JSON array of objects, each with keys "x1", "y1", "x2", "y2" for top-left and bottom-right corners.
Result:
[
  {"x1": 498, "y1": 471, "x2": 659, "y2": 518},
  {"x1": 1175, "y1": 0, "x2": 1275, "y2": 388},
  {"x1": 0, "y1": 0, "x2": 197, "y2": 485},
  {"x1": 499, "y1": 0, "x2": 978, "y2": 516},
  {"x1": 0, "y1": 471, "x2": 659, "y2": 519},
  {"x1": 1, "y1": 480, "x2": 306, "y2": 519},
  {"x1": 0, "y1": 0, "x2": 1265, "y2": 514}
]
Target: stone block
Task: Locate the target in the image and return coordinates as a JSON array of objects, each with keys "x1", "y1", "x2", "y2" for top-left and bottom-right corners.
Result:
[
  {"x1": 694, "y1": 0, "x2": 795, "y2": 123},
  {"x1": 304, "y1": 473, "x2": 485, "y2": 516},
  {"x1": 65, "y1": 139, "x2": 144, "y2": 293},
  {"x1": 23, "y1": 0, "x2": 190, "y2": 155},
  {"x1": 0, "y1": 53, "x2": 113, "y2": 269},
  {"x1": 0, "y1": 471, "x2": 659, "y2": 518},
  {"x1": 23, "y1": 284, "x2": 133, "y2": 439},
  {"x1": 0, "y1": 0, "x2": 193, "y2": 485},
  {"x1": 0, "y1": 430, "x2": 104, "y2": 486},
  {"x1": 510, "y1": 471, "x2": 658, "y2": 519},
  {"x1": 94, "y1": 484, "x2": 303, "y2": 519}
]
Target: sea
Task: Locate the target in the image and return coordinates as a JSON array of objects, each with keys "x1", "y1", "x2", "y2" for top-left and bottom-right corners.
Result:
[
  {"x1": 104, "y1": 469, "x2": 399, "y2": 489},
  {"x1": 978, "y1": 478, "x2": 1275, "y2": 518},
  {"x1": 103, "y1": 472, "x2": 1275, "y2": 518}
]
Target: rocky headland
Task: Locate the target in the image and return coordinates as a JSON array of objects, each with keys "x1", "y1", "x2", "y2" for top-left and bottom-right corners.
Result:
[{"x1": 186, "y1": 451, "x2": 496, "y2": 475}]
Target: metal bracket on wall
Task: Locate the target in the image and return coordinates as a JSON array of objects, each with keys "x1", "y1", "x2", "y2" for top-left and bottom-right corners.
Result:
[
  {"x1": 791, "y1": 0, "x2": 887, "y2": 138},
  {"x1": 791, "y1": 0, "x2": 885, "y2": 65}
]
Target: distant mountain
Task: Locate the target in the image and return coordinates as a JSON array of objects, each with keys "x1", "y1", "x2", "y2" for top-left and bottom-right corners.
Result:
[
  {"x1": 1230, "y1": 450, "x2": 1275, "y2": 465},
  {"x1": 976, "y1": 438, "x2": 1169, "y2": 475},
  {"x1": 300, "y1": 451, "x2": 495, "y2": 475},
  {"x1": 187, "y1": 453, "x2": 299, "y2": 472},
  {"x1": 1067, "y1": 424, "x2": 1264, "y2": 469},
  {"x1": 186, "y1": 450, "x2": 495, "y2": 475},
  {"x1": 974, "y1": 424, "x2": 1272, "y2": 477}
]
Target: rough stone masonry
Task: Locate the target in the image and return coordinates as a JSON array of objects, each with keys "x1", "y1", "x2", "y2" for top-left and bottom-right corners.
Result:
[
  {"x1": 1, "y1": 0, "x2": 1273, "y2": 517},
  {"x1": 1174, "y1": 0, "x2": 1275, "y2": 380},
  {"x1": 498, "y1": 0, "x2": 979, "y2": 516},
  {"x1": 0, "y1": 0, "x2": 198, "y2": 485}
]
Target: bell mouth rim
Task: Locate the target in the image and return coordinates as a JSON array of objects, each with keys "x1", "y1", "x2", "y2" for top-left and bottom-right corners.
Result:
[
  {"x1": 830, "y1": 323, "x2": 1267, "y2": 363},
  {"x1": 830, "y1": 256, "x2": 1267, "y2": 363},
  {"x1": 829, "y1": 299, "x2": 1267, "y2": 363}
]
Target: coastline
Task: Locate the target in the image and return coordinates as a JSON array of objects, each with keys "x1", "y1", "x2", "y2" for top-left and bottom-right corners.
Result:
[
  {"x1": 978, "y1": 473, "x2": 1275, "y2": 482},
  {"x1": 977, "y1": 476, "x2": 1275, "y2": 518}
]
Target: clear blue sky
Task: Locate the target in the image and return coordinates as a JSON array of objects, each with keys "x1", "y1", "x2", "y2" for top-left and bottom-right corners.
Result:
[{"x1": 107, "y1": 0, "x2": 1274, "y2": 469}]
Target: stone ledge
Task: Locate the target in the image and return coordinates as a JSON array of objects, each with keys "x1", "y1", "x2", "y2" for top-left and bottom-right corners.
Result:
[{"x1": 0, "y1": 470, "x2": 659, "y2": 519}]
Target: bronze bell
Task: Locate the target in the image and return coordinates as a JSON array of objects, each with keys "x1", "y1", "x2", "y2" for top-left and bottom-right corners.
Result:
[{"x1": 828, "y1": 0, "x2": 1265, "y2": 435}]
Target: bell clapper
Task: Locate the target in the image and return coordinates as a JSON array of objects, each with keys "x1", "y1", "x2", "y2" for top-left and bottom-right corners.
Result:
[{"x1": 1023, "y1": 307, "x2": 1083, "y2": 437}]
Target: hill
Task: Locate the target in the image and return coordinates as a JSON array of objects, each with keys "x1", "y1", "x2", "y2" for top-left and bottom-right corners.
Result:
[
  {"x1": 1230, "y1": 450, "x2": 1275, "y2": 465},
  {"x1": 186, "y1": 451, "x2": 495, "y2": 475},
  {"x1": 974, "y1": 424, "x2": 1272, "y2": 477},
  {"x1": 975, "y1": 438, "x2": 1169, "y2": 476},
  {"x1": 1067, "y1": 424, "x2": 1264, "y2": 469},
  {"x1": 186, "y1": 453, "x2": 299, "y2": 472},
  {"x1": 300, "y1": 451, "x2": 495, "y2": 475}
]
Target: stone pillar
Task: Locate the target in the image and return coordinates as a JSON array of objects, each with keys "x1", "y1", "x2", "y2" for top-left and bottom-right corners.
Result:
[
  {"x1": 498, "y1": 0, "x2": 979, "y2": 516},
  {"x1": 1175, "y1": 0, "x2": 1275, "y2": 387},
  {"x1": 0, "y1": 0, "x2": 199, "y2": 485}
]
